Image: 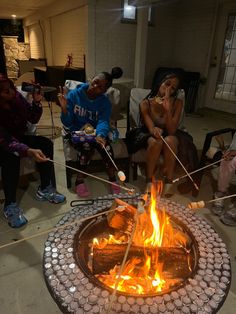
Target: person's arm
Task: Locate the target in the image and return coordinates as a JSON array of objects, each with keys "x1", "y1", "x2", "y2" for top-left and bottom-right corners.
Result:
[
  {"x1": 229, "y1": 132, "x2": 236, "y2": 150},
  {"x1": 223, "y1": 133, "x2": 236, "y2": 160},
  {"x1": 0, "y1": 126, "x2": 48, "y2": 162},
  {"x1": 0, "y1": 126, "x2": 30, "y2": 157},
  {"x1": 16, "y1": 91, "x2": 43, "y2": 124},
  {"x1": 164, "y1": 98, "x2": 183, "y2": 134},
  {"x1": 96, "y1": 99, "x2": 112, "y2": 138},
  {"x1": 140, "y1": 99, "x2": 163, "y2": 138},
  {"x1": 60, "y1": 89, "x2": 76, "y2": 128}
]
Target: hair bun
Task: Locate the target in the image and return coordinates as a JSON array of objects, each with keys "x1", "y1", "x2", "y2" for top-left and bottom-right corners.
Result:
[{"x1": 111, "y1": 67, "x2": 123, "y2": 79}]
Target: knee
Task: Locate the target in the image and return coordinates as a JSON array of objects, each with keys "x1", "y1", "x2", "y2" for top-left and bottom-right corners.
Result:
[
  {"x1": 165, "y1": 135, "x2": 178, "y2": 149},
  {"x1": 148, "y1": 137, "x2": 163, "y2": 150}
]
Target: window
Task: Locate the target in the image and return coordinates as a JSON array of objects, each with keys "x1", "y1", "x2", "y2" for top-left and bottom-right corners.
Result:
[
  {"x1": 121, "y1": 0, "x2": 153, "y2": 24},
  {"x1": 215, "y1": 14, "x2": 236, "y2": 101}
]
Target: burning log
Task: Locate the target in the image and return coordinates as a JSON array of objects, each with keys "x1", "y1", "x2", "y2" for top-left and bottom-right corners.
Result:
[
  {"x1": 92, "y1": 243, "x2": 193, "y2": 278},
  {"x1": 107, "y1": 198, "x2": 137, "y2": 232}
]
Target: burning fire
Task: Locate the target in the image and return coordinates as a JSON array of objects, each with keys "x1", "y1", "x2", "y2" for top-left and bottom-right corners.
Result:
[{"x1": 91, "y1": 181, "x2": 192, "y2": 295}]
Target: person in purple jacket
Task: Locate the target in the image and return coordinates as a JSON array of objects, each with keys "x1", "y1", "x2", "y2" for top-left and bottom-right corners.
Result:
[{"x1": 0, "y1": 74, "x2": 65, "y2": 228}]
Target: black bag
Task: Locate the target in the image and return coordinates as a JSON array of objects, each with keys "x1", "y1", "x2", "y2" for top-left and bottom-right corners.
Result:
[
  {"x1": 125, "y1": 126, "x2": 150, "y2": 154},
  {"x1": 175, "y1": 129, "x2": 199, "y2": 171}
]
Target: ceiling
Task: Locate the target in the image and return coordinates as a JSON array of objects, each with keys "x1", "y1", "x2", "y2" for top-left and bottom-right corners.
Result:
[{"x1": 0, "y1": 0, "x2": 56, "y2": 19}]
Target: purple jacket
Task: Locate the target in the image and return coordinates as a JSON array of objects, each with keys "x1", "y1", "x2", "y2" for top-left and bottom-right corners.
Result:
[{"x1": 0, "y1": 91, "x2": 42, "y2": 157}]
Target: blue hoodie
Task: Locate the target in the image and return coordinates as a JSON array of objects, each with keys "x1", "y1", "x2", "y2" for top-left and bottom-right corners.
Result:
[{"x1": 61, "y1": 83, "x2": 111, "y2": 137}]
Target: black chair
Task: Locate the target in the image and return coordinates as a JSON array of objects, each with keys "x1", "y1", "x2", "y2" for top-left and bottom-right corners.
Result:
[{"x1": 193, "y1": 128, "x2": 236, "y2": 194}]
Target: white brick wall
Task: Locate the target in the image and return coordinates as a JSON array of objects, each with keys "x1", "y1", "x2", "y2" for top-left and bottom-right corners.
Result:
[
  {"x1": 145, "y1": 0, "x2": 216, "y2": 87},
  {"x1": 29, "y1": 23, "x2": 45, "y2": 59},
  {"x1": 50, "y1": 6, "x2": 87, "y2": 67},
  {"x1": 94, "y1": 0, "x2": 136, "y2": 77}
]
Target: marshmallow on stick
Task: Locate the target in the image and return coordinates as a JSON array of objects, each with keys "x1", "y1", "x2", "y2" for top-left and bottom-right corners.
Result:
[
  {"x1": 118, "y1": 171, "x2": 126, "y2": 182},
  {"x1": 188, "y1": 201, "x2": 205, "y2": 209},
  {"x1": 188, "y1": 193, "x2": 236, "y2": 210}
]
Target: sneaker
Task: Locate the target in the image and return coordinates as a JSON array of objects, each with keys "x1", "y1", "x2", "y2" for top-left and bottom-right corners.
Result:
[
  {"x1": 110, "y1": 182, "x2": 121, "y2": 194},
  {"x1": 220, "y1": 207, "x2": 236, "y2": 226},
  {"x1": 211, "y1": 192, "x2": 225, "y2": 216},
  {"x1": 36, "y1": 185, "x2": 66, "y2": 203},
  {"x1": 76, "y1": 183, "x2": 90, "y2": 197},
  {"x1": 3, "y1": 202, "x2": 28, "y2": 228}
]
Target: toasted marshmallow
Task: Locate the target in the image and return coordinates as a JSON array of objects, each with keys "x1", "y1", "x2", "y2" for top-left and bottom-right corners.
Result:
[{"x1": 118, "y1": 171, "x2": 126, "y2": 182}]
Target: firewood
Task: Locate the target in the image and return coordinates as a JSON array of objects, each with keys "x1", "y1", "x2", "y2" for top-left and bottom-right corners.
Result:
[
  {"x1": 107, "y1": 198, "x2": 137, "y2": 232},
  {"x1": 92, "y1": 243, "x2": 193, "y2": 277}
]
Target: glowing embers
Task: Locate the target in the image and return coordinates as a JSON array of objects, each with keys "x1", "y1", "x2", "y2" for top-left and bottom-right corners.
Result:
[{"x1": 80, "y1": 182, "x2": 197, "y2": 296}]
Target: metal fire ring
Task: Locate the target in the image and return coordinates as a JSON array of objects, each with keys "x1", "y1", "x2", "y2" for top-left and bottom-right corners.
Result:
[{"x1": 43, "y1": 193, "x2": 231, "y2": 314}]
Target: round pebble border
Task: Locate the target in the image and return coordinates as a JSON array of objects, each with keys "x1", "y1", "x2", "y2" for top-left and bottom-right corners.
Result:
[{"x1": 43, "y1": 194, "x2": 231, "y2": 313}]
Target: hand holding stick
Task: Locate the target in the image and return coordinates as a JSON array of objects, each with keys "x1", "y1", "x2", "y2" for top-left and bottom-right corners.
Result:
[{"x1": 48, "y1": 159, "x2": 134, "y2": 194}]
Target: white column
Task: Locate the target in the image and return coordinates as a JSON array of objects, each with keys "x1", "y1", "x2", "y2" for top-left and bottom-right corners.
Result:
[
  {"x1": 42, "y1": 19, "x2": 53, "y2": 65},
  {"x1": 134, "y1": 5, "x2": 148, "y2": 88},
  {"x1": 86, "y1": 0, "x2": 96, "y2": 80}
]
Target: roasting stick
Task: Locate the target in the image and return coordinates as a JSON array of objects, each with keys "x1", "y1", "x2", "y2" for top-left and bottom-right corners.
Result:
[
  {"x1": 188, "y1": 193, "x2": 236, "y2": 209},
  {"x1": 48, "y1": 159, "x2": 132, "y2": 193},
  {"x1": 106, "y1": 212, "x2": 138, "y2": 314},
  {"x1": 172, "y1": 158, "x2": 225, "y2": 183},
  {"x1": 157, "y1": 132, "x2": 199, "y2": 190},
  {"x1": 0, "y1": 206, "x2": 120, "y2": 250},
  {"x1": 102, "y1": 144, "x2": 126, "y2": 182}
]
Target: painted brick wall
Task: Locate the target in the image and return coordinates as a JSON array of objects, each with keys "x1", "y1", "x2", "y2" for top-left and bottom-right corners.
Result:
[
  {"x1": 29, "y1": 23, "x2": 45, "y2": 59},
  {"x1": 145, "y1": 0, "x2": 216, "y2": 87},
  {"x1": 50, "y1": 6, "x2": 87, "y2": 67},
  {"x1": 94, "y1": 0, "x2": 137, "y2": 77}
]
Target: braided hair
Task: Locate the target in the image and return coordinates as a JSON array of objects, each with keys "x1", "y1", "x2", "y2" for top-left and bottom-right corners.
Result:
[{"x1": 147, "y1": 71, "x2": 183, "y2": 99}]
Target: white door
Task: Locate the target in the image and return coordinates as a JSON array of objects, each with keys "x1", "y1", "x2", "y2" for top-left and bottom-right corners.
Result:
[{"x1": 205, "y1": 2, "x2": 236, "y2": 114}]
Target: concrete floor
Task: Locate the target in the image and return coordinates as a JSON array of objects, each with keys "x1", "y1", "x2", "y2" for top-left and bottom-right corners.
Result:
[{"x1": 0, "y1": 102, "x2": 235, "y2": 313}]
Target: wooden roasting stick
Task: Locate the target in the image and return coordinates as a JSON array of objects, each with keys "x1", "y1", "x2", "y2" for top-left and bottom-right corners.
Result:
[
  {"x1": 157, "y1": 131, "x2": 199, "y2": 191},
  {"x1": 102, "y1": 145, "x2": 126, "y2": 182},
  {"x1": 188, "y1": 193, "x2": 236, "y2": 209},
  {"x1": 172, "y1": 158, "x2": 224, "y2": 183},
  {"x1": 48, "y1": 159, "x2": 134, "y2": 194},
  {"x1": 106, "y1": 211, "x2": 138, "y2": 313}
]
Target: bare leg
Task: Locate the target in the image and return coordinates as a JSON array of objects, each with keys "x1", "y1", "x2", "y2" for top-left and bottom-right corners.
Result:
[
  {"x1": 146, "y1": 137, "x2": 163, "y2": 182},
  {"x1": 162, "y1": 135, "x2": 179, "y2": 181}
]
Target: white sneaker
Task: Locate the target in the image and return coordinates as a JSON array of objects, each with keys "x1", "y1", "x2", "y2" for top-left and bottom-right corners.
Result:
[{"x1": 211, "y1": 192, "x2": 225, "y2": 216}]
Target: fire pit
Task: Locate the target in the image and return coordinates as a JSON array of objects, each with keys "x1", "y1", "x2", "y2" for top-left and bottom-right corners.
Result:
[{"x1": 43, "y1": 193, "x2": 231, "y2": 313}]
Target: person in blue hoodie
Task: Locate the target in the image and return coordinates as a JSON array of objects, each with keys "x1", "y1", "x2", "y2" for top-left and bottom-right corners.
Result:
[{"x1": 59, "y1": 67, "x2": 123, "y2": 197}]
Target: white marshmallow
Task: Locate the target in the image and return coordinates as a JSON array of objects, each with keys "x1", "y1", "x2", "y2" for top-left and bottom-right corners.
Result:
[{"x1": 118, "y1": 171, "x2": 126, "y2": 182}]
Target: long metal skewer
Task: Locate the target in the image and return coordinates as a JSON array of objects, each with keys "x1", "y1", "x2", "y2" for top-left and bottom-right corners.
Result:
[
  {"x1": 0, "y1": 207, "x2": 118, "y2": 250},
  {"x1": 207, "y1": 193, "x2": 236, "y2": 204},
  {"x1": 158, "y1": 133, "x2": 199, "y2": 190},
  {"x1": 107, "y1": 212, "x2": 138, "y2": 313},
  {"x1": 48, "y1": 159, "x2": 134, "y2": 193},
  {"x1": 188, "y1": 193, "x2": 236, "y2": 210},
  {"x1": 172, "y1": 158, "x2": 224, "y2": 183},
  {"x1": 102, "y1": 144, "x2": 119, "y2": 171}
]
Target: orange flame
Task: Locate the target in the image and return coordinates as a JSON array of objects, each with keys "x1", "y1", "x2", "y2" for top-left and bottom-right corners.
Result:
[{"x1": 93, "y1": 180, "x2": 190, "y2": 294}]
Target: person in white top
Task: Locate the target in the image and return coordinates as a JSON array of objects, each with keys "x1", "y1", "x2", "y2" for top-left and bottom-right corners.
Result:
[{"x1": 212, "y1": 132, "x2": 236, "y2": 226}]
